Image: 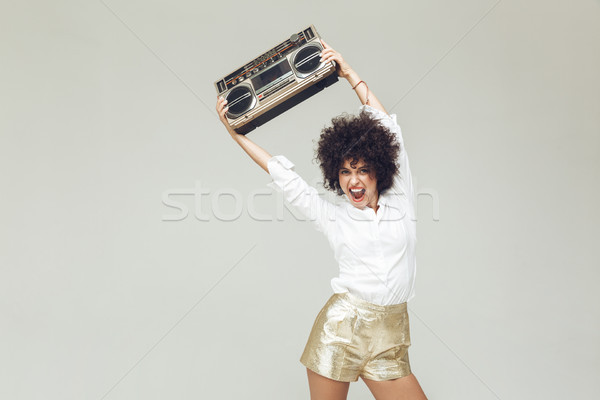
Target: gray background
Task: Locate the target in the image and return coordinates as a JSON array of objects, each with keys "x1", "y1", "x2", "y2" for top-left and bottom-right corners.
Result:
[{"x1": 1, "y1": 0, "x2": 599, "y2": 399}]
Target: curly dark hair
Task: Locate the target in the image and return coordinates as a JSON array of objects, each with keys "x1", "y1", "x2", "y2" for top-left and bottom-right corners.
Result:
[{"x1": 315, "y1": 110, "x2": 400, "y2": 196}]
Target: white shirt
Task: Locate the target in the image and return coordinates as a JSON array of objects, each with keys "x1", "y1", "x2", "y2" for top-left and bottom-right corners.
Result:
[{"x1": 267, "y1": 104, "x2": 417, "y2": 306}]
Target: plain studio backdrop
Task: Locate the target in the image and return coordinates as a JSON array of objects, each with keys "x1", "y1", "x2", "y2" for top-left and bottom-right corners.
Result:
[{"x1": 1, "y1": 0, "x2": 599, "y2": 399}]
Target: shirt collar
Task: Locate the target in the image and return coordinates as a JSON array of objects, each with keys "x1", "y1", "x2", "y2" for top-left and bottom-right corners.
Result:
[
  {"x1": 341, "y1": 189, "x2": 404, "y2": 217},
  {"x1": 377, "y1": 189, "x2": 405, "y2": 212}
]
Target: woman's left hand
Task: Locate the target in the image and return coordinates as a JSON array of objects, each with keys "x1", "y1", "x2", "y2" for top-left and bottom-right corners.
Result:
[{"x1": 319, "y1": 40, "x2": 354, "y2": 79}]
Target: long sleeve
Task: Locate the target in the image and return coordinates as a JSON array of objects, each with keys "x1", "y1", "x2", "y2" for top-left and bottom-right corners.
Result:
[
  {"x1": 267, "y1": 155, "x2": 334, "y2": 234},
  {"x1": 359, "y1": 104, "x2": 416, "y2": 220}
]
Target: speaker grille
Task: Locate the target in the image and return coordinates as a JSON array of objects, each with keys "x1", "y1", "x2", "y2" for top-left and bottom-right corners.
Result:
[
  {"x1": 226, "y1": 85, "x2": 255, "y2": 118},
  {"x1": 293, "y1": 45, "x2": 321, "y2": 75}
]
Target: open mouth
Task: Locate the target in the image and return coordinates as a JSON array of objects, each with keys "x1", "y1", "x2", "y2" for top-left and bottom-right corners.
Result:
[{"x1": 349, "y1": 188, "x2": 366, "y2": 202}]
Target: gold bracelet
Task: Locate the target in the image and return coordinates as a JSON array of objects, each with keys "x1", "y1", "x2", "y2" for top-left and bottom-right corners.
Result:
[
  {"x1": 351, "y1": 80, "x2": 370, "y2": 105},
  {"x1": 351, "y1": 80, "x2": 365, "y2": 90}
]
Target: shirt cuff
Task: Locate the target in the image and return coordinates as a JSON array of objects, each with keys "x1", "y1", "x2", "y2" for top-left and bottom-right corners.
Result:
[
  {"x1": 359, "y1": 104, "x2": 403, "y2": 144},
  {"x1": 266, "y1": 155, "x2": 296, "y2": 192},
  {"x1": 359, "y1": 104, "x2": 398, "y2": 125}
]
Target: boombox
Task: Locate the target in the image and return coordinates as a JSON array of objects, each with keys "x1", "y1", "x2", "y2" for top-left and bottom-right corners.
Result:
[{"x1": 214, "y1": 24, "x2": 338, "y2": 134}]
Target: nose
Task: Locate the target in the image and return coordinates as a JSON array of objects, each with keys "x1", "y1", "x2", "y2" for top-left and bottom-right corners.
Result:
[{"x1": 349, "y1": 173, "x2": 360, "y2": 186}]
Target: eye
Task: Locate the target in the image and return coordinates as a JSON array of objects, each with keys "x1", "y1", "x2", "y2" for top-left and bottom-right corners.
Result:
[
  {"x1": 360, "y1": 168, "x2": 369, "y2": 174},
  {"x1": 340, "y1": 170, "x2": 349, "y2": 175}
]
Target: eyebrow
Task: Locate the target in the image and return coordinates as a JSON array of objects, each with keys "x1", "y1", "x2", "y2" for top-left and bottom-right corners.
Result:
[{"x1": 339, "y1": 164, "x2": 371, "y2": 170}]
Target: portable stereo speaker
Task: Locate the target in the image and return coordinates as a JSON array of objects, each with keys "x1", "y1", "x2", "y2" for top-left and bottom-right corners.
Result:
[{"x1": 214, "y1": 24, "x2": 338, "y2": 134}]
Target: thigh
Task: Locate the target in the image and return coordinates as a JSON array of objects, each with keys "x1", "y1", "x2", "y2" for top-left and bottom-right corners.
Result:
[
  {"x1": 307, "y1": 368, "x2": 350, "y2": 400},
  {"x1": 362, "y1": 373, "x2": 427, "y2": 400}
]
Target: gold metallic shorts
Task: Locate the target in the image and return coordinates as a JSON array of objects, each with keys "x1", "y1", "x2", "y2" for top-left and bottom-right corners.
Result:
[{"x1": 300, "y1": 292, "x2": 411, "y2": 382}]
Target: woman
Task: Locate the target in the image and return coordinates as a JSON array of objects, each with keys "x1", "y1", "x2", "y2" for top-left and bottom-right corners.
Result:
[{"x1": 216, "y1": 40, "x2": 427, "y2": 400}]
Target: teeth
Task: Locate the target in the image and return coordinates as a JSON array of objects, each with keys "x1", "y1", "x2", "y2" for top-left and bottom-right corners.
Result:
[{"x1": 350, "y1": 188, "x2": 364, "y2": 192}]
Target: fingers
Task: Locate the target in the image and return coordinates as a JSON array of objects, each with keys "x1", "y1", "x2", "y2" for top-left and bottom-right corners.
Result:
[
  {"x1": 320, "y1": 54, "x2": 336, "y2": 64},
  {"x1": 319, "y1": 48, "x2": 340, "y2": 64},
  {"x1": 320, "y1": 48, "x2": 336, "y2": 56},
  {"x1": 320, "y1": 46, "x2": 339, "y2": 58},
  {"x1": 216, "y1": 95, "x2": 229, "y2": 119},
  {"x1": 319, "y1": 39, "x2": 336, "y2": 60},
  {"x1": 216, "y1": 96, "x2": 228, "y2": 110}
]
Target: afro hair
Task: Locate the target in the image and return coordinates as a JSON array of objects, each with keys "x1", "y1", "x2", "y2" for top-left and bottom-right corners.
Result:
[{"x1": 315, "y1": 110, "x2": 401, "y2": 196}]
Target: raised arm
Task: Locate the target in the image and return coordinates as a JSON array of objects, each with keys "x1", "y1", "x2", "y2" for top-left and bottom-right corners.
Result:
[
  {"x1": 216, "y1": 96, "x2": 272, "y2": 173},
  {"x1": 215, "y1": 97, "x2": 334, "y2": 233},
  {"x1": 319, "y1": 40, "x2": 388, "y2": 116}
]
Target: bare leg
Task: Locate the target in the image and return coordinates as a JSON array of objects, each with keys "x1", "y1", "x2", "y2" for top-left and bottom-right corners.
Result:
[
  {"x1": 306, "y1": 368, "x2": 351, "y2": 400},
  {"x1": 361, "y1": 373, "x2": 427, "y2": 400}
]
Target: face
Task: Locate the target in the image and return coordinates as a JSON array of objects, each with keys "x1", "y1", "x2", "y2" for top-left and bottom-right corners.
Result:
[{"x1": 338, "y1": 158, "x2": 379, "y2": 210}]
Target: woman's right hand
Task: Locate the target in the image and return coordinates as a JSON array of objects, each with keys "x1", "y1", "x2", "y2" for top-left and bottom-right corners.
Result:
[{"x1": 216, "y1": 96, "x2": 231, "y2": 128}]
